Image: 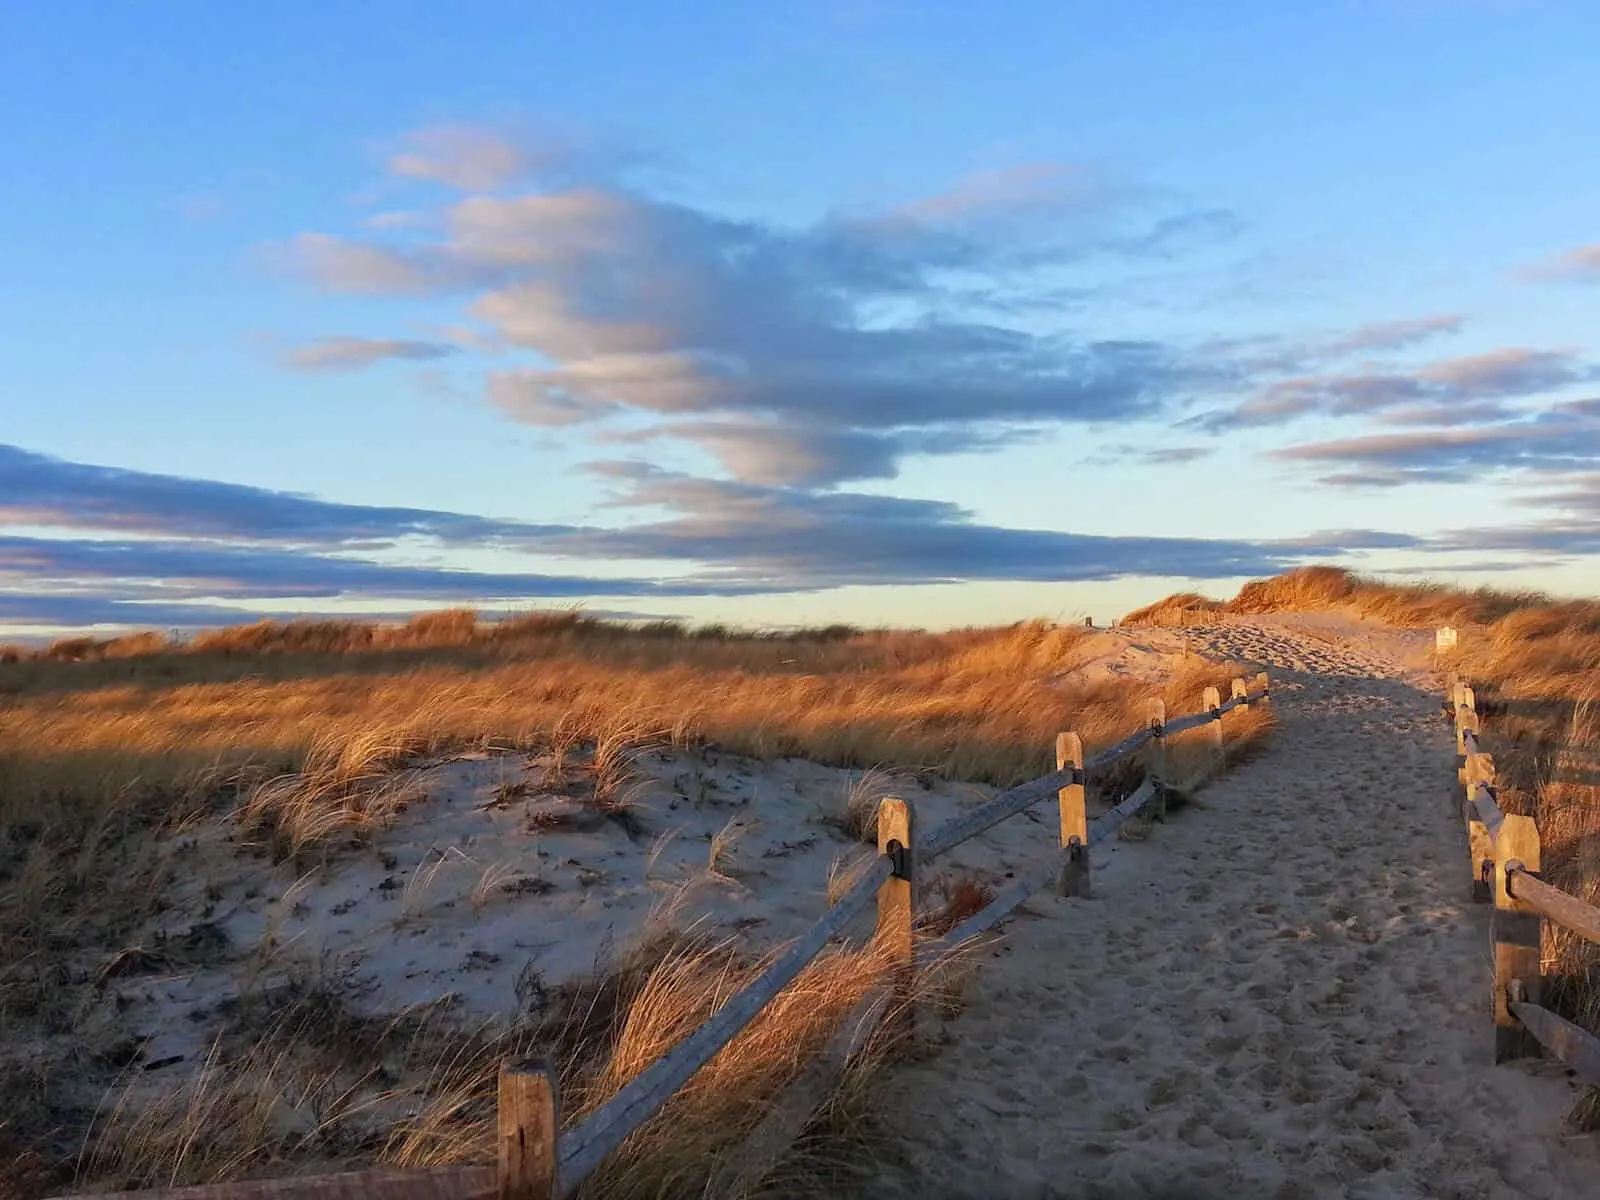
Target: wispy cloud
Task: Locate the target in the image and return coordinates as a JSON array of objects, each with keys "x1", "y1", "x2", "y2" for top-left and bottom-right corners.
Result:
[
  {"x1": 388, "y1": 125, "x2": 541, "y2": 191},
  {"x1": 281, "y1": 336, "x2": 459, "y2": 372},
  {"x1": 386, "y1": 123, "x2": 640, "y2": 192},
  {"x1": 553, "y1": 462, "x2": 1408, "y2": 588},
  {"x1": 1516, "y1": 243, "x2": 1600, "y2": 285},
  {"x1": 1088, "y1": 444, "x2": 1216, "y2": 467},
  {"x1": 1195, "y1": 347, "x2": 1596, "y2": 431},
  {"x1": 1323, "y1": 313, "x2": 1464, "y2": 355},
  {"x1": 0, "y1": 534, "x2": 752, "y2": 602},
  {"x1": 0, "y1": 443, "x2": 565, "y2": 543},
  {"x1": 1272, "y1": 399, "x2": 1600, "y2": 486}
]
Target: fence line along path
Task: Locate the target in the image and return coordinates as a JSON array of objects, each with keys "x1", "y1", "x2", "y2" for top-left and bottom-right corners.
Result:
[
  {"x1": 1450, "y1": 674, "x2": 1600, "y2": 1078},
  {"x1": 864, "y1": 619, "x2": 1599, "y2": 1200}
]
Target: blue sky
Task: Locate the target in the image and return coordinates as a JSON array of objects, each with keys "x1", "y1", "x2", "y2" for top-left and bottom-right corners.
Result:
[{"x1": 3, "y1": 0, "x2": 1599, "y2": 634}]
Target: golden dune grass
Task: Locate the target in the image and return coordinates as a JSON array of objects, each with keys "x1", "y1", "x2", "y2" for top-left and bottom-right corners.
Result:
[
  {"x1": 0, "y1": 612, "x2": 1271, "y2": 1193},
  {"x1": 0, "y1": 616, "x2": 1256, "y2": 825}
]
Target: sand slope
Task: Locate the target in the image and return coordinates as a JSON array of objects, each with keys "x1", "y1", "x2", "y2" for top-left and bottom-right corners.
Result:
[{"x1": 867, "y1": 617, "x2": 1599, "y2": 1199}]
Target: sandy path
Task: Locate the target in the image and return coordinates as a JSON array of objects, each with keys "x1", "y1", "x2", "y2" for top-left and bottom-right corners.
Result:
[{"x1": 866, "y1": 618, "x2": 1599, "y2": 1199}]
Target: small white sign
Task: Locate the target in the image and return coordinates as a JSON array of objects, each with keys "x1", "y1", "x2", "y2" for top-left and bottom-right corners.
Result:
[{"x1": 1436, "y1": 626, "x2": 1458, "y2": 651}]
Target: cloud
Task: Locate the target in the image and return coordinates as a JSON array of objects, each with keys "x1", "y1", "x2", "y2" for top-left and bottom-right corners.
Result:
[
  {"x1": 1517, "y1": 243, "x2": 1600, "y2": 285},
  {"x1": 892, "y1": 162, "x2": 1110, "y2": 224},
  {"x1": 0, "y1": 590, "x2": 664, "y2": 632},
  {"x1": 550, "y1": 463, "x2": 1404, "y2": 588},
  {"x1": 0, "y1": 443, "x2": 1475, "y2": 634},
  {"x1": 1196, "y1": 347, "x2": 1597, "y2": 431},
  {"x1": 286, "y1": 233, "x2": 460, "y2": 295},
  {"x1": 283, "y1": 154, "x2": 1243, "y2": 485},
  {"x1": 1324, "y1": 314, "x2": 1464, "y2": 355},
  {"x1": 1104, "y1": 209, "x2": 1246, "y2": 258},
  {"x1": 387, "y1": 123, "x2": 642, "y2": 193},
  {"x1": 1191, "y1": 313, "x2": 1466, "y2": 385},
  {"x1": 1273, "y1": 400, "x2": 1600, "y2": 486},
  {"x1": 389, "y1": 126, "x2": 538, "y2": 191},
  {"x1": 1434, "y1": 521, "x2": 1600, "y2": 560},
  {"x1": 1089, "y1": 444, "x2": 1215, "y2": 467},
  {"x1": 0, "y1": 534, "x2": 751, "y2": 602},
  {"x1": 0, "y1": 443, "x2": 573, "y2": 543},
  {"x1": 604, "y1": 421, "x2": 1043, "y2": 487},
  {"x1": 281, "y1": 336, "x2": 459, "y2": 371},
  {"x1": 361, "y1": 210, "x2": 430, "y2": 231},
  {"x1": 6, "y1": 441, "x2": 1312, "y2": 590},
  {"x1": 1134, "y1": 446, "x2": 1215, "y2": 465}
]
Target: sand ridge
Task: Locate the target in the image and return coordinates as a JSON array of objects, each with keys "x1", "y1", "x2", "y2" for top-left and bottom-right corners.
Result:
[{"x1": 866, "y1": 617, "x2": 1600, "y2": 1199}]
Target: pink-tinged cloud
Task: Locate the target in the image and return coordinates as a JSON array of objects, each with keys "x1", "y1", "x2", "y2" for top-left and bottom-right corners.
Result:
[
  {"x1": 1324, "y1": 313, "x2": 1463, "y2": 355},
  {"x1": 894, "y1": 162, "x2": 1105, "y2": 222},
  {"x1": 390, "y1": 125, "x2": 533, "y2": 190},
  {"x1": 281, "y1": 336, "x2": 458, "y2": 372},
  {"x1": 1517, "y1": 243, "x2": 1600, "y2": 284}
]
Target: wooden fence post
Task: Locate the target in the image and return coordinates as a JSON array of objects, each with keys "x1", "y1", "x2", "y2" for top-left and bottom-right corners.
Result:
[
  {"x1": 1146, "y1": 699, "x2": 1167, "y2": 821},
  {"x1": 1203, "y1": 685, "x2": 1224, "y2": 777},
  {"x1": 1231, "y1": 677, "x2": 1249, "y2": 709},
  {"x1": 1255, "y1": 670, "x2": 1270, "y2": 708},
  {"x1": 1056, "y1": 732, "x2": 1088, "y2": 896},
  {"x1": 1463, "y1": 753, "x2": 1495, "y2": 903},
  {"x1": 1493, "y1": 811, "x2": 1543, "y2": 1063},
  {"x1": 1456, "y1": 701, "x2": 1480, "y2": 756},
  {"x1": 499, "y1": 1061, "x2": 558, "y2": 1200},
  {"x1": 875, "y1": 797, "x2": 916, "y2": 1033}
]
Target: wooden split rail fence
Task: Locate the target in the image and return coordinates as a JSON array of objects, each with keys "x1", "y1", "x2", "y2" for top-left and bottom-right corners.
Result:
[
  {"x1": 1449, "y1": 670, "x2": 1600, "y2": 1082},
  {"x1": 66, "y1": 673, "x2": 1272, "y2": 1200}
]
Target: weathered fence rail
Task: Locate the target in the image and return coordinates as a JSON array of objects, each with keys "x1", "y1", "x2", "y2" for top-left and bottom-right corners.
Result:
[
  {"x1": 1448, "y1": 669, "x2": 1600, "y2": 1077},
  {"x1": 57, "y1": 672, "x2": 1272, "y2": 1200}
]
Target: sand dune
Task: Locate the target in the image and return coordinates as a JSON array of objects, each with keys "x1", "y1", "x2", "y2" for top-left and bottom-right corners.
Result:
[
  {"x1": 865, "y1": 616, "x2": 1600, "y2": 1199},
  {"x1": 71, "y1": 616, "x2": 1600, "y2": 1196}
]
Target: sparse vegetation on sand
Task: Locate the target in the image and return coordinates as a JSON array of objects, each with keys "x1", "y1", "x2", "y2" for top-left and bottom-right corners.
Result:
[
  {"x1": 0, "y1": 610, "x2": 1270, "y2": 1195},
  {"x1": 1129, "y1": 565, "x2": 1600, "y2": 1125}
]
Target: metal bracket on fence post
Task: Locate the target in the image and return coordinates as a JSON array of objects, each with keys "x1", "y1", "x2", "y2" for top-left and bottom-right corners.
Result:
[{"x1": 885, "y1": 839, "x2": 912, "y2": 881}]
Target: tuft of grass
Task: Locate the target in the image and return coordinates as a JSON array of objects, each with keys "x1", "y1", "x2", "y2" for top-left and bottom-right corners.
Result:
[
  {"x1": 707, "y1": 816, "x2": 753, "y2": 884},
  {"x1": 920, "y1": 874, "x2": 997, "y2": 938},
  {"x1": 821, "y1": 768, "x2": 911, "y2": 845},
  {"x1": 232, "y1": 727, "x2": 441, "y2": 862}
]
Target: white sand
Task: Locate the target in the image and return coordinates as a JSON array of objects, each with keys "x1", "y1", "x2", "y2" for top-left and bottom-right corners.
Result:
[
  {"x1": 97, "y1": 737, "x2": 1050, "y2": 1073},
  {"x1": 865, "y1": 616, "x2": 1600, "y2": 1199}
]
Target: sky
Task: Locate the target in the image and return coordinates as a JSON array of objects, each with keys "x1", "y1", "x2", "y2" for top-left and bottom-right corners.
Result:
[{"x1": 3, "y1": 0, "x2": 1599, "y2": 635}]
